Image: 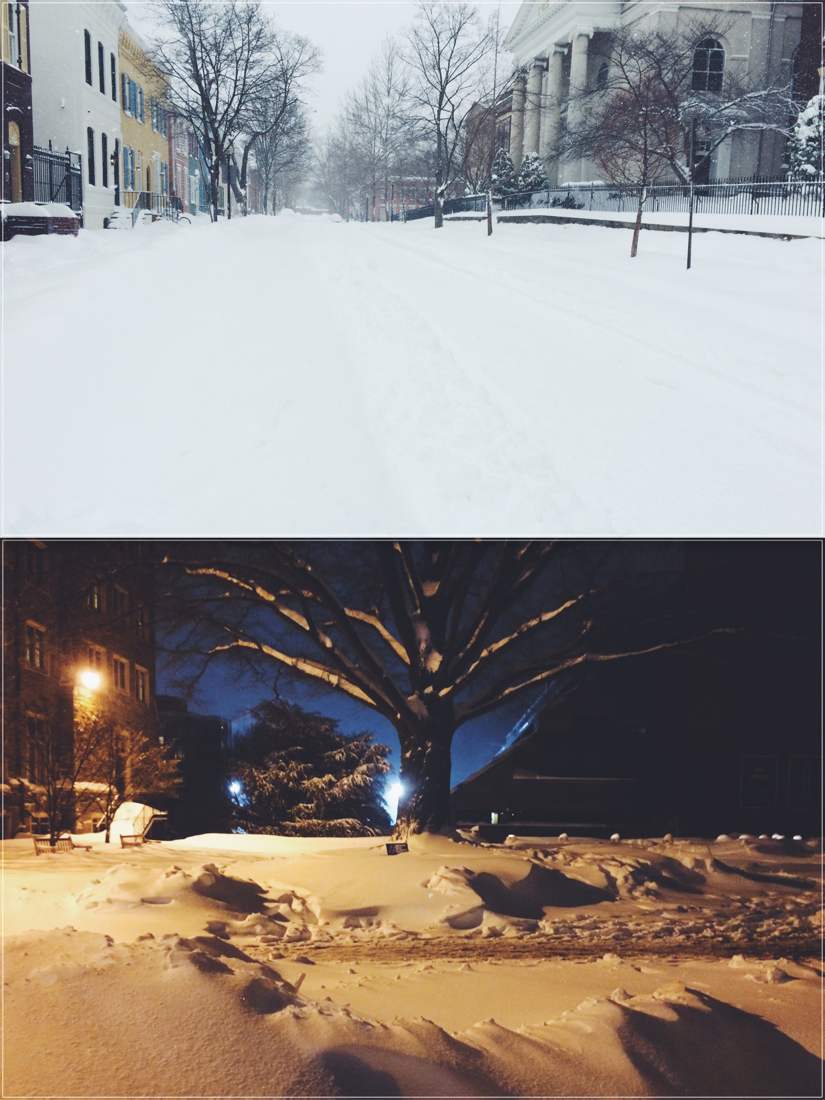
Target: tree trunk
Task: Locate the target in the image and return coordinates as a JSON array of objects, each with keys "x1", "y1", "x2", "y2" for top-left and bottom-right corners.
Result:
[
  {"x1": 630, "y1": 184, "x2": 645, "y2": 257},
  {"x1": 393, "y1": 710, "x2": 455, "y2": 837},
  {"x1": 487, "y1": 188, "x2": 493, "y2": 236}
]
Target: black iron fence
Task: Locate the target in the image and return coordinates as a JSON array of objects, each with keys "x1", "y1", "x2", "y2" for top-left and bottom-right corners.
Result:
[
  {"x1": 121, "y1": 190, "x2": 184, "y2": 225},
  {"x1": 498, "y1": 177, "x2": 825, "y2": 218},
  {"x1": 403, "y1": 195, "x2": 487, "y2": 221},
  {"x1": 404, "y1": 177, "x2": 824, "y2": 221},
  {"x1": 32, "y1": 145, "x2": 82, "y2": 212}
]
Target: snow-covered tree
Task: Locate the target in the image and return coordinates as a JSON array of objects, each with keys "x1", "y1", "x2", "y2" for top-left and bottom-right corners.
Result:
[
  {"x1": 786, "y1": 95, "x2": 824, "y2": 181},
  {"x1": 517, "y1": 152, "x2": 550, "y2": 193},
  {"x1": 488, "y1": 147, "x2": 518, "y2": 195},
  {"x1": 159, "y1": 542, "x2": 744, "y2": 838},
  {"x1": 231, "y1": 702, "x2": 392, "y2": 836}
]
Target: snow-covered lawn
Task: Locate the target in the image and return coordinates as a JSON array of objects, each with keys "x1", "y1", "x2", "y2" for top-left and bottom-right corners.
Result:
[
  {"x1": 3, "y1": 212, "x2": 821, "y2": 535},
  {"x1": 2, "y1": 830, "x2": 822, "y2": 1096}
]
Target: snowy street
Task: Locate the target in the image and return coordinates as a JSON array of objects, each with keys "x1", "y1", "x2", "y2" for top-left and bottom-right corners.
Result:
[{"x1": 3, "y1": 212, "x2": 821, "y2": 534}]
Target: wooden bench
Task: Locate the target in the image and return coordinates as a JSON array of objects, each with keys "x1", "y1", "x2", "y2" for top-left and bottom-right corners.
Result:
[
  {"x1": 120, "y1": 834, "x2": 144, "y2": 848},
  {"x1": 33, "y1": 836, "x2": 93, "y2": 855}
]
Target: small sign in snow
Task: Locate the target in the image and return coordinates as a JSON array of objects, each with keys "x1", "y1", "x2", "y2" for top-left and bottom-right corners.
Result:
[{"x1": 385, "y1": 842, "x2": 409, "y2": 855}]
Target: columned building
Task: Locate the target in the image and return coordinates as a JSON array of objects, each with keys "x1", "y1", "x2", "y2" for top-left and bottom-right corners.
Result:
[{"x1": 503, "y1": 0, "x2": 805, "y2": 183}]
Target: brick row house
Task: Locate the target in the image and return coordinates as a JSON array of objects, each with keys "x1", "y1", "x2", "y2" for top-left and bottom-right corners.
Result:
[
  {"x1": 2, "y1": 0, "x2": 33, "y2": 203},
  {"x1": 2, "y1": 541, "x2": 159, "y2": 837}
]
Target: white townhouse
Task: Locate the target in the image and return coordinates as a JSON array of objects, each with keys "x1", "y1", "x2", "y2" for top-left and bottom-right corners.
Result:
[
  {"x1": 30, "y1": 0, "x2": 127, "y2": 228},
  {"x1": 502, "y1": 0, "x2": 805, "y2": 184}
]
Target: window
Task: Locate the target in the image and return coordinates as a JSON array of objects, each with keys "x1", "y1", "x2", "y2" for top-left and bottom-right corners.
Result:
[
  {"x1": 111, "y1": 52, "x2": 117, "y2": 100},
  {"x1": 87, "y1": 127, "x2": 95, "y2": 185},
  {"x1": 122, "y1": 72, "x2": 129, "y2": 113},
  {"x1": 111, "y1": 585, "x2": 128, "y2": 616},
  {"x1": 8, "y1": 2, "x2": 18, "y2": 66},
  {"x1": 87, "y1": 582, "x2": 102, "y2": 610},
  {"x1": 151, "y1": 96, "x2": 157, "y2": 131},
  {"x1": 102, "y1": 133, "x2": 108, "y2": 187},
  {"x1": 112, "y1": 656, "x2": 128, "y2": 692},
  {"x1": 26, "y1": 716, "x2": 48, "y2": 785},
  {"x1": 137, "y1": 150, "x2": 142, "y2": 190},
  {"x1": 692, "y1": 38, "x2": 725, "y2": 93},
  {"x1": 23, "y1": 542, "x2": 46, "y2": 585},
  {"x1": 84, "y1": 28, "x2": 92, "y2": 84},
  {"x1": 596, "y1": 61, "x2": 609, "y2": 91},
  {"x1": 98, "y1": 41, "x2": 105, "y2": 93},
  {"x1": 25, "y1": 623, "x2": 46, "y2": 670},
  {"x1": 139, "y1": 86, "x2": 144, "y2": 123},
  {"x1": 130, "y1": 79, "x2": 138, "y2": 118},
  {"x1": 134, "y1": 666, "x2": 148, "y2": 703},
  {"x1": 86, "y1": 645, "x2": 105, "y2": 669}
]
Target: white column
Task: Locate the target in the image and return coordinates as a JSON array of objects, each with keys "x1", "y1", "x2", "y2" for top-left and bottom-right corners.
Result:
[
  {"x1": 565, "y1": 27, "x2": 594, "y2": 183},
  {"x1": 541, "y1": 45, "x2": 566, "y2": 184},
  {"x1": 523, "y1": 58, "x2": 545, "y2": 157},
  {"x1": 509, "y1": 69, "x2": 527, "y2": 172}
]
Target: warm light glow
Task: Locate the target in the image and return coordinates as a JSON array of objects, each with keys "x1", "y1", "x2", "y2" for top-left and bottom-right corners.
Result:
[{"x1": 79, "y1": 669, "x2": 101, "y2": 690}]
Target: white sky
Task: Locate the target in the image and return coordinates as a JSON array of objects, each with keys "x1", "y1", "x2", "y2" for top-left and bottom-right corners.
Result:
[{"x1": 126, "y1": 1, "x2": 494, "y2": 135}]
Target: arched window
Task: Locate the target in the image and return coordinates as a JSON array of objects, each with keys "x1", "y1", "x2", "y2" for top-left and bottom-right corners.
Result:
[
  {"x1": 596, "y1": 61, "x2": 609, "y2": 91},
  {"x1": 87, "y1": 127, "x2": 95, "y2": 185},
  {"x1": 692, "y1": 38, "x2": 725, "y2": 93}
]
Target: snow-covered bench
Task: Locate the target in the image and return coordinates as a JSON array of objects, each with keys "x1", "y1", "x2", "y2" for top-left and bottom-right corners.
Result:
[
  {"x1": 120, "y1": 834, "x2": 144, "y2": 848},
  {"x1": 33, "y1": 836, "x2": 92, "y2": 855}
]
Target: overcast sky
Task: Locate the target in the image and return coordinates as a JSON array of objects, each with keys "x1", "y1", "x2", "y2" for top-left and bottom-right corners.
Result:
[{"x1": 125, "y1": 2, "x2": 517, "y2": 135}]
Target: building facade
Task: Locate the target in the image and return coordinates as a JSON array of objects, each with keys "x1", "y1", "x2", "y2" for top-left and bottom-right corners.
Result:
[
  {"x1": 118, "y1": 23, "x2": 171, "y2": 215},
  {"x1": 502, "y1": 0, "x2": 805, "y2": 183},
  {"x1": 3, "y1": 0, "x2": 33, "y2": 203},
  {"x1": 2, "y1": 541, "x2": 158, "y2": 837},
  {"x1": 29, "y1": 0, "x2": 126, "y2": 227}
]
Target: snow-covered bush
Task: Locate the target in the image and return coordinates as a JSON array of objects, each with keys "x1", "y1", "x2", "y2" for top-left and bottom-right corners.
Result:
[
  {"x1": 786, "y1": 95, "x2": 824, "y2": 181},
  {"x1": 517, "y1": 152, "x2": 551, "y2": 193},
  {"x1": 230, "y1": 702, "x2": 392, "y2": 836},
  {"x1": 488, "y1": 148, "x2": 519, "y2": 195}
]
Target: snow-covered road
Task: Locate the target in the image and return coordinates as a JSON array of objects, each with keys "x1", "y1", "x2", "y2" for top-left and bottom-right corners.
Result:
[{"x1": 3, "y1": 212, "x2": 821, "y2": 534}]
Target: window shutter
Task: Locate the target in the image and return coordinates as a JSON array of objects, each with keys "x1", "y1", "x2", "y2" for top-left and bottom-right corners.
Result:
[{"x1": 139, "y1": 87, "x2": 144, "y2": 123}]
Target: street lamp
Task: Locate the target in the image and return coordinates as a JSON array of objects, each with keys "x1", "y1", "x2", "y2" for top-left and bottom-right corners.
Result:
[{"x1": 79, "y1": 669, "x2": 101, "y2": 690}]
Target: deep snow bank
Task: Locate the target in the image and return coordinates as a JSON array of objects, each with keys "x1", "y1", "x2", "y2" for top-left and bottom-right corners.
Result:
[{"x1": 2, "y1": 832, "x2": 822, "y2": 1096}]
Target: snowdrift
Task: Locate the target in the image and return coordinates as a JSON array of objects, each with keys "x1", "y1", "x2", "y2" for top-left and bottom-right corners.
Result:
[{"x1": 2, "y1": 831, "x2": 821, "y2": 1096}]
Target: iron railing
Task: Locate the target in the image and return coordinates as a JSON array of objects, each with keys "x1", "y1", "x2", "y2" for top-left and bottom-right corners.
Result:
[
  {"x1": 403, "y1": 178, "x2": 824, "y2": 221},
  {"x1": 32, "y1": 145, "x2": 82, "y2": 213},
  {"x1": 121, "y1": 190, "x2": 183, "y2": 225},
  {"x1": 497, "y1": 177, "x2": 825, "y2": 218},
  {"x1": 403, "y1": 195, "x2": 487, "y2": 221}
]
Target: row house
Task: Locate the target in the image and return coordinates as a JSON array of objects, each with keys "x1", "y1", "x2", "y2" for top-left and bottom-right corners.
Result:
[
  {"x1": 2, "y1": 541, "x2": 159, "y2": 838},
  {"x1": 29, "y1": 0, "x2": 126, "y2": 228},
  {"x1": 118, "y1": 23, "x2": 171, "y2": 217},
  {"x1": 502, "y1": 0, "x2": 806, "y2": 184},
  {"x1": 3, "y1": 0, "x2": 33, "y2": 202}
]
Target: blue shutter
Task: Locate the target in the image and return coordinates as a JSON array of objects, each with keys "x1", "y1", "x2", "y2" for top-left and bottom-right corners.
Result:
[{"x1": 123, "y1": 144, "x2": 128, "y2": 187}]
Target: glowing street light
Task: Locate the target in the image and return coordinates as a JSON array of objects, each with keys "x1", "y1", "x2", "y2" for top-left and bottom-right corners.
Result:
[{"x1": 79, "y1": 669, "x2": 101, "y2": 690}]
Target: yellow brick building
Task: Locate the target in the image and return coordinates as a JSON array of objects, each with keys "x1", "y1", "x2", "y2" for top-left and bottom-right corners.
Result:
[{"x1": 118, "y1": 23, "x2": 170, "y2": 208}]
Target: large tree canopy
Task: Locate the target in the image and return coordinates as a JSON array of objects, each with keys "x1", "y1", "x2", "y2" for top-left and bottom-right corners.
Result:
[{"x1": 160, "y1": 541, "x2": 733, "y2": 836}]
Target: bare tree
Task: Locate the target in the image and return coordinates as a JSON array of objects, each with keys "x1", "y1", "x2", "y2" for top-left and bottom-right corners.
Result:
[
  {"x1": 91, "y1": 722, "x2": 182, "y2": 843},
  {"x1": 231, "y1": 30, "x2": 321, "y2": 215},
  {"x1": 402, "y1": 2, "x2": 494, "y2": 227},
  {"x1": 16, "y1": 708, "x2": 180, "y2": 844},
  {"x1": 560, "y1": 19, "x2": 799, "y2": 256},
  {"x1": 159, "y1": 542, "x2": 738, "y2": 838},
  {"x1": 149, "y1": 0, "x2": 279, "y2": 220},
  {"x1": 253, "y1": 102, "x2": 312, "y2": 214}
]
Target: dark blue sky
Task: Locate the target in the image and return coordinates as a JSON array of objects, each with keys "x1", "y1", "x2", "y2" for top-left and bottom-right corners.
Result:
[{"x1": 156, "y1": 651, "x2": 539, "y2": 787}]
